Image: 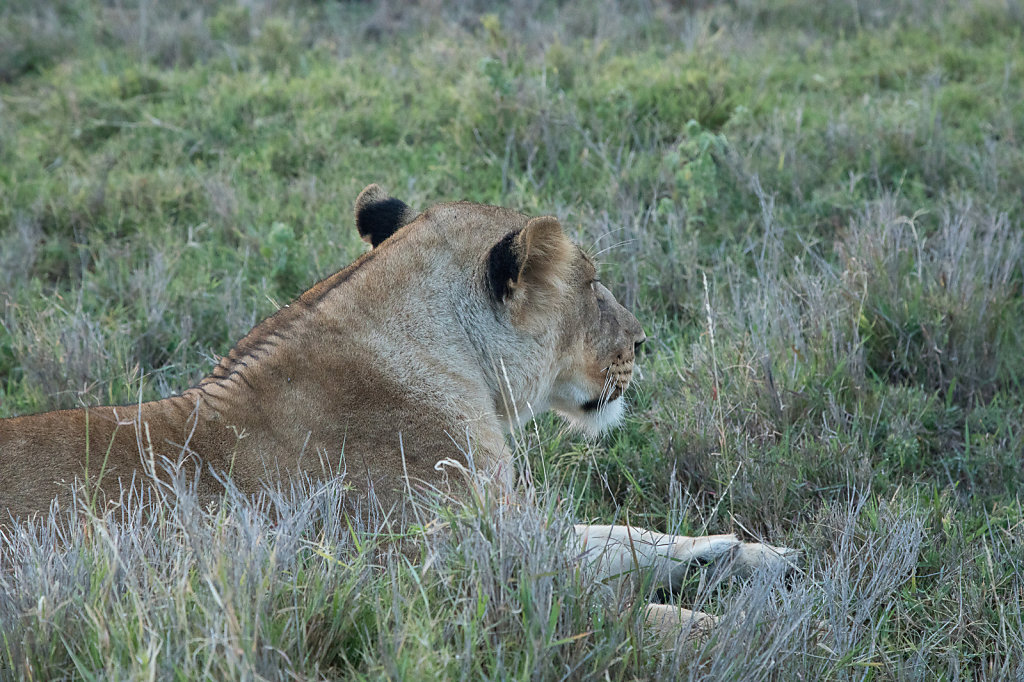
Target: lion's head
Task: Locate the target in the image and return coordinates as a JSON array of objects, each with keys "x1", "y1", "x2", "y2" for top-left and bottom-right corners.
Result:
[{"x1": 354, "y1": 184, "x2": 645, "y2": 438}]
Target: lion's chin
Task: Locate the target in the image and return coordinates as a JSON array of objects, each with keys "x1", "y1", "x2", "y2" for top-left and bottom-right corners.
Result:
[{"x1": 559, "y1": 396, "x2": 625, "y2": 439}]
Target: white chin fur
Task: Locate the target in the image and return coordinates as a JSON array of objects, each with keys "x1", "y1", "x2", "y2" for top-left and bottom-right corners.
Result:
[{"x1": 560, "y1": 396, "x2": 625, "y2": 438}]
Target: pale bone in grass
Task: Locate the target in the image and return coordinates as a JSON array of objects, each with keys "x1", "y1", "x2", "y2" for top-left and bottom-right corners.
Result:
[{"x1": 0, "y1": 185, "x2": 796, "y2": 636}]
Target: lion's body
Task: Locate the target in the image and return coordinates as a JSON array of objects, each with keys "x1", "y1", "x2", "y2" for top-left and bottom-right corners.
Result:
[
  {"x1": 1, "y1": 190, "x2": 637, "y2": 523},
  {"x1": 0, "y1": 186, "x2": 793, "y2": 639}
]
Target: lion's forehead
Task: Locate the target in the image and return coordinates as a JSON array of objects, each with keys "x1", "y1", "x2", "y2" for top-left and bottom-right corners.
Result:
[{"x1": 421, "y1": 201, "x2": 531, "y2": 237}]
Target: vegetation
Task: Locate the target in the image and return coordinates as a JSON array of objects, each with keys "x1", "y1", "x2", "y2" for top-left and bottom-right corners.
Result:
[{"x1": 1, "y1": 0, "x2": 1022, "y2": 678}]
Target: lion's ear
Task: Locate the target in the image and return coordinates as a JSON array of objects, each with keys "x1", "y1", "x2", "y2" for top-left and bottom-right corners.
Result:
[
  {"x1": 487, "y1": 216, "x2": 574, "y2": 303},
  {"x1": 355, "y1": 184, "x2": 417, "y2": 247}
]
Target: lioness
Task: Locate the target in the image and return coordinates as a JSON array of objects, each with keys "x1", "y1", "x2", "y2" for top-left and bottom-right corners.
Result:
[{"x1": 0, "y1": 186, "x2": 793, "y2": 634}]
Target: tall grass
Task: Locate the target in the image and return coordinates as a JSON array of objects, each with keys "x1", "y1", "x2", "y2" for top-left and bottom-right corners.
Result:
[{"x1": 9, "y1": 451, "x2": 1008, "y2": 680}]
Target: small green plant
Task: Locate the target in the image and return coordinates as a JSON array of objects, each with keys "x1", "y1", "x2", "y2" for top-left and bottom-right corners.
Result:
[
  {"x1": 260, "y1": 221, "x2": 306, "y2": 295},
  {"x1": 662, "y1": 120, "x2": 729, "y2": 219}
]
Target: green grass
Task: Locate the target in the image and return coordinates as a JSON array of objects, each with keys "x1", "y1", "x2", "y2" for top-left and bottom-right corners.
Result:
[{"x1": 2, "y1": 0, "x2": 1023, "y2": 678}]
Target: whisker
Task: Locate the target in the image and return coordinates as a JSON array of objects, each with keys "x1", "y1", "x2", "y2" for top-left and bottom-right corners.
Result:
[
  {"x1": 598, "y1": 369, "x2": 615, "y2": 406},
  {"x1": 592, "y1": 238, "x2": 639, "y2": 259},
  {"x1": 588, "y1": 225, "x2": 632, "y2": 250}
]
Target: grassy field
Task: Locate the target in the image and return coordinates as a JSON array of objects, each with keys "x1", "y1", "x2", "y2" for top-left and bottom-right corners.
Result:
[{"x1": 1, "y1": 0, "x2": 1023, "y2": 678}]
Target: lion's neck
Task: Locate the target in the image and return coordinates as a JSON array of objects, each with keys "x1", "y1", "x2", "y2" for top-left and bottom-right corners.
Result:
[
  {"x1": 179, "y1": 296, "x2": 494, "y2": 447},
  {"x1": 454, "y1": 302, "x2": 561, "y2": 432}
]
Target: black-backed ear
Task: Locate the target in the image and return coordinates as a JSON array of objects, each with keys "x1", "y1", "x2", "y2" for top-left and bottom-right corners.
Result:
[
  {"x1": 487, "y1": 216, "x2": 574, "y2": 303},
  {"x1": 354, "y1": 184, "x2": 417, "y2": 247},
  {"x1": 487, "y1": 230, "x2": 522, "y2": 302}
]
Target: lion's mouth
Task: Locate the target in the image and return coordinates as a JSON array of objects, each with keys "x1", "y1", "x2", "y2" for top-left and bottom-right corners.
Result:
[
  {"x1": 580, "y1": 375, "x2": 628, "y2": 412},
  {"x1": 580, "y1": 394, "x2": 615, "y2": 412}
]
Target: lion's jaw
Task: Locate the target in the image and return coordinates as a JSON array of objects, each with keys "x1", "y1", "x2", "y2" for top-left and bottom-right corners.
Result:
[
  {"x1": 551, "y1": 387, "x2": 628, "y2": 438},
  {"x1": 543, "y1": 278, "x2": 644, "y2": 438},
  {"x1": 548, "y1": 353, "x2": 637, "y2": 438}
]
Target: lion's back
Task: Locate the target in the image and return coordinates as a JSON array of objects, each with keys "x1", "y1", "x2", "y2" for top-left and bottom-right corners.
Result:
[{"x1": 0, "y1": 407, "x2": 140, "y2": 522}]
